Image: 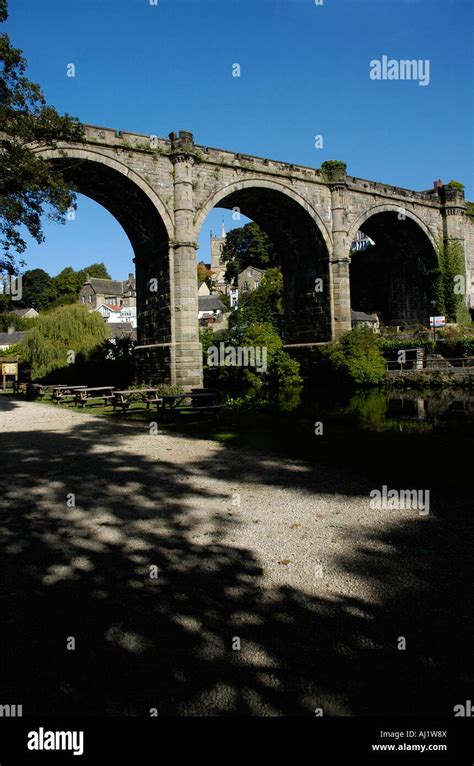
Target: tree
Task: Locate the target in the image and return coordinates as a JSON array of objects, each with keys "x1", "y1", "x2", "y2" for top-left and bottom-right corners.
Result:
[
  {"x1": 322, "y1": 325, "x2": 387, "y2": 385},
  {"x1": 222, "y1": 223, "x2": 276, "y2": 283},
  {"x1": 23, "y1": 303, "x2": 108, "y2": 379},
  {"x1": 230, "y1": 267, "x2": 284, "y2": 335},
  {"x1": 0, "y1": 0, "x2": 83, "y2": 271},
  {"x1": 18, "y1": 268, "x2": 52, "y2": 309},
  {"x1": 39, "y1": 262, "x2": 112, "y2": 310}
]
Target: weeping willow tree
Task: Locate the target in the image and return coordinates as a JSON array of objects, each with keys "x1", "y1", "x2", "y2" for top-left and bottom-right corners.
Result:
[{"x1": 23, "y1": 303, "x2": 108, "y2": 379}]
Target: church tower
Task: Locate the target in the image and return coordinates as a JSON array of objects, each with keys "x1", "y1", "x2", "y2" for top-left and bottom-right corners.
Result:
[{"x1": 210, "y1": 218, "x2": 228, "y2": 293}]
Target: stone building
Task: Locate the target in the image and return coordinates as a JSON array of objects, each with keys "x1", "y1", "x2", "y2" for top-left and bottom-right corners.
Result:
[
  {"x1": 210, "y1": 220, "x2": 228, "y2": 294},
  {"x1": 238, "y1": 265, "x2": 266, "y2": 294},
  {"x1": 79, "y1": 274, "x2": 136, "y2": 310}
]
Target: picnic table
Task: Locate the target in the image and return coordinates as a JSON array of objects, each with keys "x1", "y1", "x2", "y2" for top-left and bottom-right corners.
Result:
[
  {"x1": 52, "y1": 385, "x2": 87, "y2": 403},
  {"x1": 160, "y1": 391, "x2": 220, "y2": 419},
  {"x1": 112, "y1": 388, "x2": 162, "y2": 414},
  {"x1": 74, "y1": 386, "x2": 115, "y2": 407},
  {"x1": 30, "y1": 383, "x2": 67, "y2": 399}
]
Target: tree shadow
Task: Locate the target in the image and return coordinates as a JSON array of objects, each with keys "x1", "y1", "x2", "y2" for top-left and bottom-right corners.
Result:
[{"x1": 0, "y1": 409, "x2": 472, "y2": 716}]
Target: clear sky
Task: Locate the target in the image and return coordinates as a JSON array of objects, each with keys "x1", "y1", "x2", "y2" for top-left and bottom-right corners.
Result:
[{"x1": 5, "y1": 0, "x2": 473, "y2": 279}]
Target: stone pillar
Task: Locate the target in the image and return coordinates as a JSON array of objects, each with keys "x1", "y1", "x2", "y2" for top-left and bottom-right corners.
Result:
[
  {"x1": 439, "y1": 185, "x2": 469, "y2": 318},
  {"x1": 329, "y1": 181, "x2": 352, "y2": 338},
  {"x1": 169, "y1": 131, "x2": 203, "y2": 390}
]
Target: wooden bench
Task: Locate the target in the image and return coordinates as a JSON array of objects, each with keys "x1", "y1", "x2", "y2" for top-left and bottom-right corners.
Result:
[
  {"x1": 52, "y1": 385, "x2": 87, "y2": 404},
  {"x1": 112, "y1": 388, "x2": 162, "y2": 414},
  {"x1": 30, "y1": 383, "x2": 67, "y2": 399},
  {"x1": 74, "y1": 387, "x2": 115, "y2": 407},
  {"x1": 160, "y1": 392, "x2": 220, "y2": 420}
]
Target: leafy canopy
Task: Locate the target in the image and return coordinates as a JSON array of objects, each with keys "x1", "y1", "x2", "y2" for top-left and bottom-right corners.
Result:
[
  {"x1": 221, "y1": 222, "x2": 276, "y2": 283},
  {"x1": 0, "y1": 0, "x2": 83, "y2": 270},
  {"x1": 23, "y1": 303, "x2": 108, "y2": 379}
]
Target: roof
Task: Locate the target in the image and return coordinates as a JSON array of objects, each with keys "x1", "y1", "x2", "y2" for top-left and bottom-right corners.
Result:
[
  {"x1": 107, "y1": 323, "x2": 135, "y2": 338},
  {"x1": 87, "y1": 278, "x2": 125, "y2": 295},
  {"x1": 351, "y1": 310, "x2": 378, "y2": 323},
  {"x1": 12, "y1": 307, "x2": 39, "y2": 317},
  {"x1": 0, "y1": 331, "x2": 26, "y2": 345},
  {"x1": 238, "y1": 265, "x2": 266, "y2": 277},
  {"x1": 198, "y1": 295, "x2": 225, "y2": 312}
]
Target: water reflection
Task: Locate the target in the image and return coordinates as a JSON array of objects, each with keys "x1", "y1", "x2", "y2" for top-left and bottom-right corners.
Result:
[{"x1": 248, "y1": 384, "x2": 473, "y2": 433}]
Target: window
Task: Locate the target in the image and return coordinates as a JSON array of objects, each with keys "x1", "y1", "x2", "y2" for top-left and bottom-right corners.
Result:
[
  {"x1": 242, "y1": 281, "x2": 249, "y2": 292},
  {"x1": 88, "y1": 295, "x2": 92, "y2": 303},
  {"x1": 254, "y1": 281, "x2": 260, "y2": 289},
  {"x1": 248, "y1": 270, "x2": 252, "y2": 277}
]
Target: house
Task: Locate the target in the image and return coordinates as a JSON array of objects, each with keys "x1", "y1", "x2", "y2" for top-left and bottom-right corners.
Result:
[
  {"x1": 78, "y1": 274, "x2": 136, "y2": 310},
  {"x1": 237, "y1": 265, "x2": 266, "y2": 294},
  {"x1": 198, "y1": 295, "x2": 227, "y2": 329},
  {"x1": 94, "y1": 303, "x2": 137, "y2": 329},
  {"x1": 198, "y1": 281, "x2": 211, "y2": 297},
  {"x1": 351, "y1": 310, "x2": 379, "y2": 331},
  {"x1": 0, "y1": 327, "x2": 26, "y2": 351},
  {"x1": 12, "y1": 307, "x2": 39, "y2": 319}
]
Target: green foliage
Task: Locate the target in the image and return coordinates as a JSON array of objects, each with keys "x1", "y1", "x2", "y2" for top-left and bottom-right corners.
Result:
[
  {"x1": 23, "y1": 303, "x2": 108, "y2": 379},
  {"x1": 322, "y1": 325, "x2": 387, "y2": 384},
  {"x1": 221, "y1": 222, "x2": 276, "y2": 283},
  {"x1": 201, "y1": 322, "x2": 302, "y2": 393},
  {"x1": 439, "y1": 240, "x2": 469, "y2": 323},
  {"x1": 230, "y1": 267, "x2": 284, "y2": 334},
  {"x1": 379, "y1": 337, "x2": 435, "y2": 356},
  {"x1": 441, "y1": 337, "x2": 474, "y2": 358},
  {"x1": 0, "y1": 342, "x2": 24, "y2": 359},
  {"x1": 466, "y1": 201, "x2": 474, "y2": 222},
  {"x1": 18, "y1": 268, "x2": 51, "y2": 309},
  {"x1": 0, "y1": 1, "x2": 84, "y2": 268},
  {"x1": 321, "y1": 160, "x2": 346, "y2": 182},
  {"x1": 0, "y1": 311, "x2": 36, "y2": 331},
  {"x1": 446, "y1": 180, "x2": 464, "y2": 191},
  {"x1": 17, "y1": 262, "x2": 111, "y2": 310}
]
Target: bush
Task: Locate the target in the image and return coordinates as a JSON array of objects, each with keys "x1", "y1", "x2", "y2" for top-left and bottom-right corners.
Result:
[
  {"x1": 202, "y1": 322, "x2": 302, "y2": 392},
  {"x1": 322, "y1": 325, "x2": 387, "y2": 384}
]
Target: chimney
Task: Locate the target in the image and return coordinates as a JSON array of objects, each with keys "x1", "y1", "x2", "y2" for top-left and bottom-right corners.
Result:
[{"x1": 7, "y1": 324, "x2": 15, "y2": 335}]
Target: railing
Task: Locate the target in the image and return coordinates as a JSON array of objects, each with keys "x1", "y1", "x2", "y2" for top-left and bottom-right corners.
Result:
[{"x1": 387, "y1": 357, "x2": 474, "y2": 371}]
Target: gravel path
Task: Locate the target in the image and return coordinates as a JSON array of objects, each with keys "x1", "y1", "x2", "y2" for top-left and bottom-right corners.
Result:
[{"x1": 1, "y1": 396, "x2": 472, "y2": 716}]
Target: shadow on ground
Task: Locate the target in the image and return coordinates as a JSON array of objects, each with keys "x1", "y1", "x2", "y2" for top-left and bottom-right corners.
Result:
[{"x1": 0, "y1": 404, "x2": 472, "y2": 716}]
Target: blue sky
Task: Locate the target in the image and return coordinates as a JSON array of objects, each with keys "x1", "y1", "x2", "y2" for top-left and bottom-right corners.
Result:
[{"x1": 5, "y1": 0, "x2": 473, "y2": 279}]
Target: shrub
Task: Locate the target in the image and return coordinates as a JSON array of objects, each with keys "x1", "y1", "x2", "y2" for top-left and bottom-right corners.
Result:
[{"x1": 323, "y1": 325, "x2": 387, "y2": 384}]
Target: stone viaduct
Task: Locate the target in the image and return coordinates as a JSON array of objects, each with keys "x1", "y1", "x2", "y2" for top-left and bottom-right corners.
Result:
[{"x1": 37, "y1": 125, "x2": 473, "y2": 389}]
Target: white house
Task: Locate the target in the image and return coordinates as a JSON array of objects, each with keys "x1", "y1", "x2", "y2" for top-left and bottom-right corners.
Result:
[{"x1": 93, "y1": 303, "x2": 137, "y2": 329}]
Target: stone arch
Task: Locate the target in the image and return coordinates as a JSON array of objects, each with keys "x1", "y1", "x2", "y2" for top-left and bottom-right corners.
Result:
[
  {"x1": 347, "y1": 202, "x2": 439, "y2": 326},
  {"x1": 346, "y1": 202, "x2": 438, "y2": 251},
  {"x1": 195, "y1": 178, "x2": 333, "y2": 343},
  {"x1": 37, "y1": 145, "x2": 174, "y2": 238},
  {"x1": 37, "y1": 144, "x2": 176, "y2": 379},
  {"x1": 194, "y1": 178, "x2": 332, "y2": 251}
]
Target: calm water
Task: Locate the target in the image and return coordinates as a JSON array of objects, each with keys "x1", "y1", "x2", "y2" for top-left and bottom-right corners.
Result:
[{"x1": 277, "y1": 386, "x2": 474, "y2": 432}]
